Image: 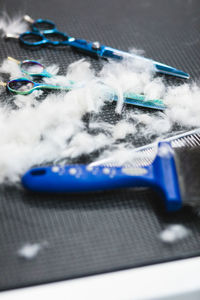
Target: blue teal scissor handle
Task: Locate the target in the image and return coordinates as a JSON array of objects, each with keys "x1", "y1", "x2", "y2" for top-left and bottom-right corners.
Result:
[
  {"x1": 20, "y1": 17, "x2": 77, "y2": 47},
  {"x1": 19, "y1": 31, "x2": 74, "y2": 47},
  {"x1": 19, "y1": 29, "x2": 106, "y2": 58}
]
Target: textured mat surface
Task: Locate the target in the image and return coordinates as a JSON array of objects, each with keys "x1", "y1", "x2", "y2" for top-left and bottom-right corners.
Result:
[{"x1": 0, "y1": 0, "x2": 200, "y2": 291}]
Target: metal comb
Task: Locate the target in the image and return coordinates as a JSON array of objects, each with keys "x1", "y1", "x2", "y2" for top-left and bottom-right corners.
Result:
[{"x1": 90, "y1": 128, "x2": 200, "y2": 167}]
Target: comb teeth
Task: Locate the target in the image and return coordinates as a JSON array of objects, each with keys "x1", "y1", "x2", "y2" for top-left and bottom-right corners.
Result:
[
  {"x1": 171, "y1": 133, "x2": 200, "y2": 148},
  {"x1": 134, "y1": 132, "x2": 200, "y2": 166},
  {"x1": 90, "y1": 129, "x2": 200, "y2": 167}
]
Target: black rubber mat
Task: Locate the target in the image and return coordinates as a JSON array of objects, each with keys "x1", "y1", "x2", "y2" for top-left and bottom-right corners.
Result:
[{"x1": 0, "y1": 0, "x2": 200, "y2": 291}]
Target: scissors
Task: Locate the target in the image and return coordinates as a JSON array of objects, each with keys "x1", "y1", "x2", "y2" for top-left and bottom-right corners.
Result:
[
  {"x1": 0, "y1": 75, "x2": 165, "y2": 109},
  {"x1": 5, "y1": 15, "x2": 190, "y2": 80}
]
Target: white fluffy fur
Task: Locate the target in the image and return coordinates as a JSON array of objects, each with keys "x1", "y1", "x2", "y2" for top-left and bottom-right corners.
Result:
[
  {"x1": 0, "y1": 13, "x2": 28, "y2": 36},
  {"x1": 0, "y1": 42, "x2": 200, "y2": 183},
  {"x1": 17, "y1": 241, "x2": 48, "y2": 259},
  {"x1": 0, "y1": 58, "x2": 22, "y2": 78},
  {"x1": 159, "y1": 225, "x2": 190, "y2": 243}
]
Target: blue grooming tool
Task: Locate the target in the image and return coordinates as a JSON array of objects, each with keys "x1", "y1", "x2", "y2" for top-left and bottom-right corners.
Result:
[{"x1": 22, "y1": 142, "x2": 183, "y2": 212}]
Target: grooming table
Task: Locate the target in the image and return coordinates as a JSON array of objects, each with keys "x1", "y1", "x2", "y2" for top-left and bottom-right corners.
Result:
[{"x1": 0, "y1": 0, "x2": 200, "y2": 297}]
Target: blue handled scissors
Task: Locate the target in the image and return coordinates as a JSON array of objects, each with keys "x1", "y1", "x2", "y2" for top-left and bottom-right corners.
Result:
[{"x1": 6, "y1": 15, "x2": 190, "y2": 79}]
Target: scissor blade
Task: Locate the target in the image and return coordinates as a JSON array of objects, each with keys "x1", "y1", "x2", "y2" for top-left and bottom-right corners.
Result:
[
  {"x1": 113, "y1": 95, "x2": 165, "y2": 110},
  {"x1": 101, "y1": 46, "x2": 190, "y2": 79},
  {"x1": 153, "y1": 62, "x2": 190, "y2": 79}
]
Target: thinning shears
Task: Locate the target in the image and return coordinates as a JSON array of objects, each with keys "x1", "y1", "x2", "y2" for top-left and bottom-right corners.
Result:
[
  {"x1": 6, "y1": 15, "x2": 190, "y2": 79},
  {"x1": 0, "y1": 76, "x2": 165, "y2": 110}
]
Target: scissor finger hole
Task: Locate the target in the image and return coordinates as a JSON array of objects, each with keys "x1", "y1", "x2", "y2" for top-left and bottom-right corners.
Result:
[
  {"x1": 43, "y1": 32, "x2": 69, "y2": 43},
  {"x1": 8, "y1": 79, "x2": 34, "y2": 92},
  {"x1": 33, "y1": 20, "x2": 55, "y2": 32},
  {"x1": 21, "y1": 61, "x2": 44, "y2": 74},
  {"x1": 20, "y1": 32, "x2": 44, "y2": 44}
]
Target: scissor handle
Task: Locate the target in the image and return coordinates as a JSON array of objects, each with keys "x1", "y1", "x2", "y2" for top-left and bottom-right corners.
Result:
[
  {"x1": 32, "y1": 18, "x2": 56, "y2": 33},
  {"x1": 7, "y1": 78, "x2": 35, "y2": 95},
  {"x1": 43, "y1": 31, "x2": 72, "y2": 45},
  {"x1": 20, "y1": 30, "x2": 72, "y2": 47},
  {"x1": 19, "y1": 31, "x2": 47, "y2": 46}
]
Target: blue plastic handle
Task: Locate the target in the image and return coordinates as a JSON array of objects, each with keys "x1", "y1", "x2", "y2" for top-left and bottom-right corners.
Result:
[{"x1": 22, "y1": 142, "x2": 182, "y2": 212}]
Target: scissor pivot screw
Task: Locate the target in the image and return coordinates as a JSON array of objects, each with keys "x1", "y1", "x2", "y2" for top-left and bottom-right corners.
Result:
[{"x1": 92, "y1": 41, "x2": 101, "y2": 50}]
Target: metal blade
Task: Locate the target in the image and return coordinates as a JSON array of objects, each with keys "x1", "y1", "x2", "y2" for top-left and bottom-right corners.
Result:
[{"x1": 102, "y1": 46, "x2": 190, "y2": 79}]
